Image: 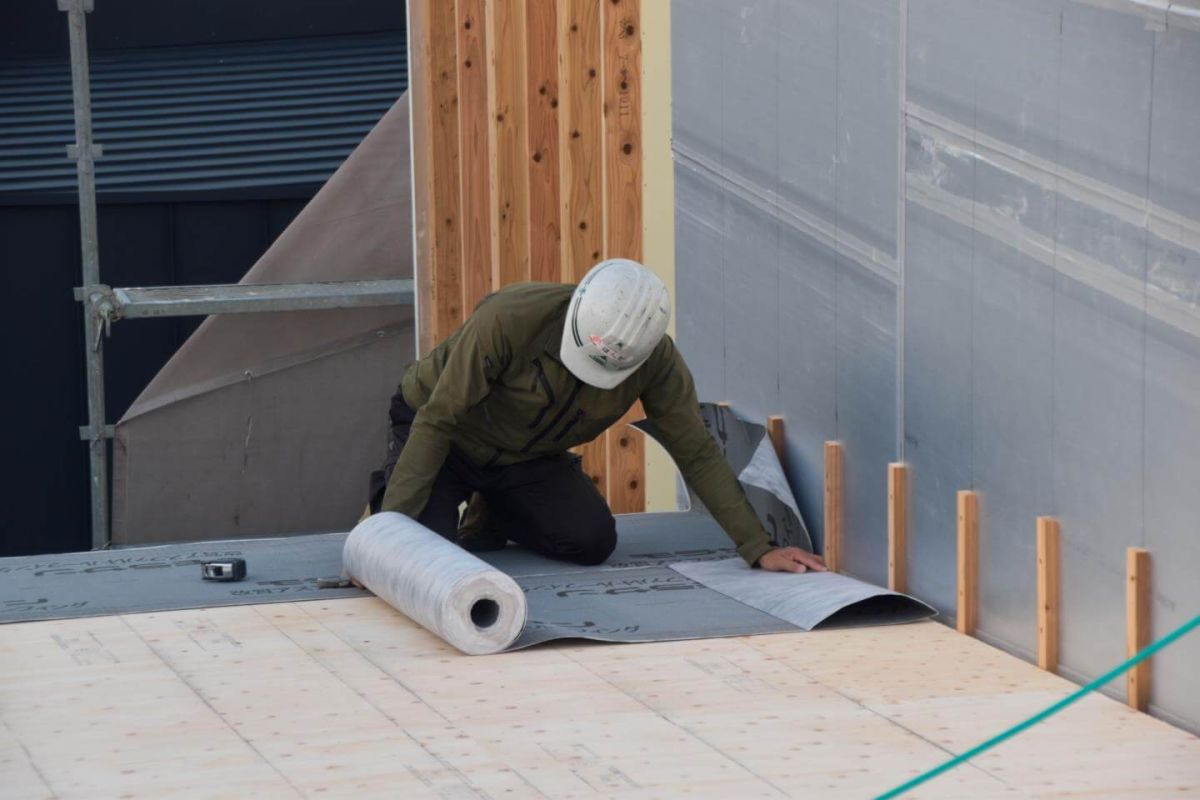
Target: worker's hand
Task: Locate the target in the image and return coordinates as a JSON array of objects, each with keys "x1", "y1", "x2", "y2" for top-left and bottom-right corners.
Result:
[{"x1": 757, "y1": 547, "x2": 827, "y2": 573}]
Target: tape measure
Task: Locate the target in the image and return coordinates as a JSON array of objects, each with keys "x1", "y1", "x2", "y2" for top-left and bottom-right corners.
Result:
[{"x1": 200, "y1": 559, "x2": 246, "y2": 582}]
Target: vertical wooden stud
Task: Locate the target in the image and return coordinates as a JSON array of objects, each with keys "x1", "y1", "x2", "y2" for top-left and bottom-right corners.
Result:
[
  {"x1": 601, "y1": 0, "x2": 643, "y2": 513},
  {"x1": 414, "y1": 0, "x2": 464, "y2": 349},
  {"x1": 823, "y1": 441, "x2": 843, "y2": 573},
  {"x1": 407, "y1": 0, "x2": 436, "y2": 354},
  {"x1": 957, "y1": 490, "x2": 979, "y2": 635},
  {"x1": 600, "y1": 0, "x2": 648, "y2": 513},
  {"x1": 1036, "y1": 516, "x2": 1060, "y2": 672},
  {"x1": 526, "y1": 0, "x2": 562, "y2": 283},
  {"x1": 1126, "y1": 546, "x2": 1151, "y2": 711},
  {"x1": 602, "y1": 0, "x2": 642, "y2": 262},
  {"x1": 490, "y1": 0, "x2": 530, "y2": 288},
  {"x1": 560, "y1": 0, "x2": 604, "y2": 281},
  {"x1": 562, "y1": 0, "x2": 608, "y2": 498},
  {"x1": 888, "y1": 463, "x2": 909, "y2": 593},
  {"x1": 457, "y1": 0, "x2": 494, "y2": 315},
  {"x1": 607, "y1": 401, "x2": 646, "y2": 513},
  {"x1": 766, "y1": 415, "x2": 785, "y2": 468}
]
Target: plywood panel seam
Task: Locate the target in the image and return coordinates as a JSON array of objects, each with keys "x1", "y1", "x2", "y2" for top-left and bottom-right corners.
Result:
[
  {"x1": 558, "y1": 645, "x2": 792, "y2": 797},
  {"x1": 0, "y1": 714, "x2": 57, "y2": 799},
  {"x1": 114, "y1": 615, "x2": 307, "y2": 799}
]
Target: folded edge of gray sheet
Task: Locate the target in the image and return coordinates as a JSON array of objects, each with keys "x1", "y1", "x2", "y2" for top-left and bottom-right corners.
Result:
[{"x1": 670, "y1": 558, "x2": 936, "y2": 631}]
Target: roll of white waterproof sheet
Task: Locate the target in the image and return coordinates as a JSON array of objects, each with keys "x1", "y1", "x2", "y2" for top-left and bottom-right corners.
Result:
[{"x1": 342, "y1": 512, "x2": 527, "y2": 655}]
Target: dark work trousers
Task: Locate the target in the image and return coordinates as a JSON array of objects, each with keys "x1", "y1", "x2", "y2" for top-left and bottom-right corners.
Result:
[{"x1": 368, "y1": 392, "x2": 617, "y2": 566}]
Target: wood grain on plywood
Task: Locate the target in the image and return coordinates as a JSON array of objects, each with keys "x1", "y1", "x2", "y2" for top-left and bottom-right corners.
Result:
[{"x1": 4, "y1": 602, "x2": 1199, "y2": 798}]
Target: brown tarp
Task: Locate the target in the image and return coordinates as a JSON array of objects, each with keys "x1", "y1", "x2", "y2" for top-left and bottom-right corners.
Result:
[{"x1": 112, "y1": 94, "x2": 415, "y2": 544}]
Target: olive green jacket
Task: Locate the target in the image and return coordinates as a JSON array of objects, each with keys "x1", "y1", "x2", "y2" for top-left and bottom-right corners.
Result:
[{"x1": 380, "y1": 282, "x2": 774, "y2": 565}]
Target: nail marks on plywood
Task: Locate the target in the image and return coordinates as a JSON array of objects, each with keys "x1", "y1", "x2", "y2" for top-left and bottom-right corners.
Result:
[{"x1": 4, "y1": 601, "x2": 1200, "y2": 799}]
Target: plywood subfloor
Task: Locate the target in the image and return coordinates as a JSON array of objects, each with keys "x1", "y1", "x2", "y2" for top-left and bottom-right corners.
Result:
[{"x1": 1, "y1": 599, "x2": 1197, "y2": 799}]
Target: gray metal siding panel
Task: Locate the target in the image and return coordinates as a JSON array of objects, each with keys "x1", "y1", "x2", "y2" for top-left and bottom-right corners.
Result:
[{"x1": 674, "y1": 0, "x2": 1200, "y2": 732}]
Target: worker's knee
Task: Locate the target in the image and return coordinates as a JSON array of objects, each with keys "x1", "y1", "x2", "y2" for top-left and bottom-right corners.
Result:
[{"x1": 567, "y1": 516, "x2": 617, "y2": 566}]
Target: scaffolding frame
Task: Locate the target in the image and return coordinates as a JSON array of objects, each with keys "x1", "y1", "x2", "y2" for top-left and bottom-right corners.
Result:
[{"x1": 60, "y1": 0, "x2": 414, "y2": 549}]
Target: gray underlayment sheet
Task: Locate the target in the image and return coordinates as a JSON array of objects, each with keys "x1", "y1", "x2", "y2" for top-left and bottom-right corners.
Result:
[{"x1": 0, "y1": 512, "x2": 934, "y2": 648}]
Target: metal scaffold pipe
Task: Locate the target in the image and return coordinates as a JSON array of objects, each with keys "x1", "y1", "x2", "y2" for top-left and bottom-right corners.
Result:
[{"x1": 60, "y1": 0, "x2": 109, "y2": 549}]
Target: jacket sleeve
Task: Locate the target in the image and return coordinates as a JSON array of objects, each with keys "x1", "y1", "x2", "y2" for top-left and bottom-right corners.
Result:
[
  {"x1": 379, "y1": 303, "x2": 510, "y2": 518},
  {"x1": 639, "y1": 337, "x2": 775, "y2": 566}
]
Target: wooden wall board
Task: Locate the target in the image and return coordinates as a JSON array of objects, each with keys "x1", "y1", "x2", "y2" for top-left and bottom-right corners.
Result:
[
  {"x1": 3, "y1": 601, "x2": 1198, "y2": 799},
  {"x1": 602, "y1": 0, "x2": 642, "y2": 263},
  {"x1": 606, "y1": 401, "x2": 646, "y2": 514},
  {"x1": 560, "y1": 0, "x2": 604, "y2": 282},
  {"x1": 420, "y1": 0, "x2": 464, "y2": 350},
  {"x1": 525, "y1": 0, "x2": 562, "y2": 283},
  {"x1": 410, "y1": 0, "x2": 651, "y2": 514},
  {"x1": 406, "y1": 0, "x2": 437, "y2": 355},
  {"x1": 490, "y1": 0, "x2": 531, "y2": 287},
  {"x1": 456, "y1": 0, "x2": 495, "y2": 315}
]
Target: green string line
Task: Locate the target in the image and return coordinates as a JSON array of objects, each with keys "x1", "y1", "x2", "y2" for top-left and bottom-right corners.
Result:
[{"x1": 875, "y1": 613, "x2": 1200, "y2": 800}]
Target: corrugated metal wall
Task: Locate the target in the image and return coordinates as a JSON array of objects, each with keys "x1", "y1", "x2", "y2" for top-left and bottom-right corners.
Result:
[{"x1": 672, "y1": 0, "x2": 1199, "y2": 732}]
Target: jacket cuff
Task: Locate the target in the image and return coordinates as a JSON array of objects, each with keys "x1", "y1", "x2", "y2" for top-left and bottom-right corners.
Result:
[{"x1": 737, "y1": 539, "x2": 774, "y2": 568}]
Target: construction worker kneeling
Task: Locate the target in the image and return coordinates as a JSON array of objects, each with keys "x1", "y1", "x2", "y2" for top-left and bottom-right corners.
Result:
[{"x1": 368, "y1": 259, "x2": 826, "y2": 574}]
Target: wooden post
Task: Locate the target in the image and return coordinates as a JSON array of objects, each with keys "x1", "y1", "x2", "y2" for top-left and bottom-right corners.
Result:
[
  {"x1": 957, "y1": 490, "x2": 979, "y2": 635},
  {"x1": 823, "y1": 441, "x2": 843, "y2": 573},
  {"x1": 560, "y1": 0, "x2": 603, "y2": 281},
  {"x1": 490, "y1": 0, "x2": 530, "y2": 288},
  {"x1": 525, "y1": 0, "x2": 561, "y2": 283},
  {"x1": 1036, "y1": 516, "x2": 1060, "y2": 672},
  {"x1": 887, "y1": 463, "x2": 908, "y2": 593},
  {"x1": 412, "y1": 0, "x2": 464, "y2": 350},
  {"x1": 607, "y1": 402, "x2": 646, "y2": 513},
  {"x1": 603, "y1": 0, "x2": 642, "y2": 262},
  {"x1": 457, "y1": 0, "x2": 494, "y2": 314},
  {"x1": 766, "y1": 415, "x2": 785, "y2": 467},
  {"x1": 1126, "y1": 547, "x2": 1151, "y2": 711},
  {"x1": 562, "y1": 0, "x2": 608, "y2": 499},
  {"x1": 601, "y1": 0, "x2": 644, "y2": 513}
]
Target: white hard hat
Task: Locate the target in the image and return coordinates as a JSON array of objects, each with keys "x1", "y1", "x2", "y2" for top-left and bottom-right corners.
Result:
[{"x1": 560, "y1": 259, "x2": 671, "y2": 389}]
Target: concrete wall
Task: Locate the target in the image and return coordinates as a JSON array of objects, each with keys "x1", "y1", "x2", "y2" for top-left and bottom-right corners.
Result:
[{"x1": 672, "y1": 0, "x2": 1200, "y2": 733}]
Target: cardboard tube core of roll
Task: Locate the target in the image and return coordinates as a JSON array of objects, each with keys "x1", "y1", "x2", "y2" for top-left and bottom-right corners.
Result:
[{"x1": 343, "y1": 512, "x2": 527, "y2": 654}]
